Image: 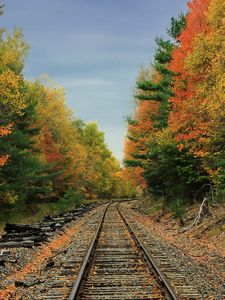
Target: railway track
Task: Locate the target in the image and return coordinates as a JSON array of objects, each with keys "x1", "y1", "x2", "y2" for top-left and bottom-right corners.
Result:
[
  {"x1": 7, "y1": 201, "x2": 204, "y2": 299},
  {"x1": 7, "y1": 205, "x2": 108, "y2": 300},
  {"x1": 68, "y1": 203, "x2": 178, "y2": 300},
  {"x1": 119, "y1": 204, "x2": 203, "y2": 299}
]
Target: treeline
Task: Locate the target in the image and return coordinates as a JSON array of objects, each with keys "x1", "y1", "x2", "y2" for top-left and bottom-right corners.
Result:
[
  {"x1": 122, "y1": 0, "x2": 224, "y2": 210},
  {"x1": 0, "y1": 21, "x2": 135, "y2": 209}
]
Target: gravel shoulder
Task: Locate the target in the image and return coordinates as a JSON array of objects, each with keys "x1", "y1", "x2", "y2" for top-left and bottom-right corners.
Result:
[
  {"x1": 121, "y1": 201, "x2": 225, "y2": 299},
  {"x1": 0, "y1": 204, "x2": 107, "y2": 299}
]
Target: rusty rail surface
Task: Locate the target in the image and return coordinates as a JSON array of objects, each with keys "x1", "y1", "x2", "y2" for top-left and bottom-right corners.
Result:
[
  {"x1": 68, "y1": 202, "x2": 179, "y2": 300},
  {"x1": 68, "y1": 203, "x2": 110, "y2": 300},
  {"x1": 117, "y1": 204, "x2": 179, "y2": 300}
]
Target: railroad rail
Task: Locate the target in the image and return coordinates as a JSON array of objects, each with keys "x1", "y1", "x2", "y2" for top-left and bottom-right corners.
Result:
[
  {"x1": 119, "y1": 205, "x2": 202, "y2": 299},
  {"x1": 11, "y1": 204, "x2": 109, "y2": 300},
  {"x1": 68, "y1": 202, "x2": 179, "y2": 300}
]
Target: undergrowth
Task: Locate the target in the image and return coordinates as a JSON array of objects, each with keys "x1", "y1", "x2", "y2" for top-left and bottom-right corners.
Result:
[{"x1": 0, "y1": 188, "x2": 84, "y2": 233}]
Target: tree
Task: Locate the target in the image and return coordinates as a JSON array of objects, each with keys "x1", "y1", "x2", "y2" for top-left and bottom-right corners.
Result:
[
  {"x1": 168, "y1": 0, "x2": 225, "y2": 197},
  {"x1": 168, "y1": 0, "x2": 210, "y2": 144},
  {"x1": 79, "y1": 122, "x2": 119, "y2": 198},
  {"x1": 184, "y1": 0, "x2": 225, "y2": 194},
  {"x1": 143, "y1": 128, "x2": 207, "y2": 202},
  {"x1": 168, "y1": 12, "x2": 187, "y2": 40},
  {"x1": 124, "y1": 14, "x2": 187, "y2": 195},
  {"x1": 0, "y1": 27, "x2": 42, "y2": 205},
  {"x1": 26, "y1": 81, "x2": 85, "y2": 197},
  {"x1": 123, "y1": 8, "x2": 213, "y2": 205},
  {"x1": 0, "y1": 89, "x2": 48, "y2": 205},
  {"x1": 0, "y1": 30, "x2": 28, "y2": 170},
  {"x1": 0, "y1": 125, "x2": 12, "y2": 166}
]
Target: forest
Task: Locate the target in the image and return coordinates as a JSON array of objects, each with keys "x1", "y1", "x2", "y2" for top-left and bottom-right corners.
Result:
[
  {"x1": 0, "y1": 4, "x2": 135, "y2": 224},
  {"x1": 0, "y1": 0, "x2": 224, "y2": 225},
  {"x1": 122, "y1": 0, "x2": 225, "y2": 215},
  {"x1": 0, "y1": 1, "x2": 224, "y2": 299}
]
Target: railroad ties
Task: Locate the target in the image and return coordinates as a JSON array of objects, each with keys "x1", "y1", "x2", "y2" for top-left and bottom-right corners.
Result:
[
  {"x1": 119, "y1": 205, "x2": 202, "y2": 299},
  {"x1": 0, "y1": 204, "x2": 98, "y2": 249},
  {"x1": 0, "y1": 205, "x2": 108, "y2": 300},
  {"x1": 2, "y1": 201, "x2": 203, "y2": 299},
  {"x1": 0, "y1": 203, "x2": 100, "y2": 270},
  {"x1": 40, "y1": 207, "x2": 107, "y2": 300},
  {"x1": 69, "y1": 203, "x2": 176, "y2": 300}
]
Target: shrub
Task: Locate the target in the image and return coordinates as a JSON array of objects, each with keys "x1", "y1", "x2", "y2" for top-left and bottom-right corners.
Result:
[{"x1": 58, "y1": 187, "x2": 82, "y2": 212}]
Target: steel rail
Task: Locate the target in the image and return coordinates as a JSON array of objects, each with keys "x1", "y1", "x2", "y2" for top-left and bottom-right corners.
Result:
[
  {"x1": 68, "y1": 203, "x2": 110, "y2": 300},
  {"x1": 117, "y1": 203, "x2": 179, "y2": 300}
]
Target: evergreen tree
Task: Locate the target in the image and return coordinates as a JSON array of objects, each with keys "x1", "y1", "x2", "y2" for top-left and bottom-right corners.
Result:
[
  {"x1": 0, "y1": 91, "x2": 50, "y2": 205},
  {"x1": 136, "y1": 37, "x2": 173, "y2": 129},
  {"x1": 124, "y1": 12, "x2": 209, "y2": 205}
]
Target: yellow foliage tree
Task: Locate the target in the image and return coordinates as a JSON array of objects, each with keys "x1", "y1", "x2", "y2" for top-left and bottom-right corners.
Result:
[
  {"x1": 0, "y1": 29, "x2": 28, "y2": 168},
  {"x1": 184, "y1": 0, "x2": 225, "y2": 185},
  {"x1": 0, "y1": 70, "x2": 25, "y2": 117},
  {"x1": 27, "y1": 82, "x2": 87, "y2": 194},
  {"x1": 0, "y1": 28, "x2": 29, "y2": 73}
]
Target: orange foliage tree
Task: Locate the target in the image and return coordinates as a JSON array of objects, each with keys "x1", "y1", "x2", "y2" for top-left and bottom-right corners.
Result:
[
  {"x1": 168, "y1": 0, "x2": 210, "y2": 153},
  {"x1": 168, "y1": 0, "x2": 225, "y2": 192},
  {"x1": 123, "y1": 67, "x2": 161, "y2": 191}
]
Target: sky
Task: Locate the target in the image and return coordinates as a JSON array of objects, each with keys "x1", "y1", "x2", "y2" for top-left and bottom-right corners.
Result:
[{"x1": 1, "y1": 0, "x2": 188, "y2": 161}]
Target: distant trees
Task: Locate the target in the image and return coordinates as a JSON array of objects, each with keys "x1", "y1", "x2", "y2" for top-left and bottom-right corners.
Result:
[
  {"x1": 0, "y1": 25, "x2": 134, "y2": 209},
  {"x1": 123, "y1": 0, "x2": 225, "y2": 206}
]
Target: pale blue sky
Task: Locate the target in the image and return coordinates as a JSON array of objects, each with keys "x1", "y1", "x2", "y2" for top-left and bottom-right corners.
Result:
[{"x1": 1, "y1": 0, "x2": 188, "y2": 161}]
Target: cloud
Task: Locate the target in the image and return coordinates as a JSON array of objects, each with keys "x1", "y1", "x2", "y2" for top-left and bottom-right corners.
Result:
[
  {"x1": 3, "y1": 0, "x2": 188, "y2": 162},
  {"x1": 60, "y1": 78, "x2": 117, "y2": 88}
]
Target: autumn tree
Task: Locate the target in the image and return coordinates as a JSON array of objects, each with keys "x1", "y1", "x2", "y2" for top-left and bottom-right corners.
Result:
[
  {"x1": 0, "y1": 28, "x2": 39, "y2": 205},
  {"x1": 0, "y1": 29, "x2": 28, "y2": 171},
  {"x1": 0, "y1": 93, "x2": 48, "y2": 205},
  {"x1": 0, "y1": 7, "x2": 134, "y2": 211},
  {"x1": 123, "y1": 68, "x2": 154, "y2": 191},
  {"x1": 168, "y1": 0, "x2": 225, "y2": 198},
  {"x1": 184, "y1": 0, "x2": 225, "y2": 195},
  {"x1": 77, "y1": 122, "x2": 121, "y2": 198},
  {"x1": 25, "y1": 81, "x2": 85, "y2": 198},
  {"x1": 123, "y1": 9, "x2": 212, "y2": 207},
  {"x1": 123, "y1": 14, "x2": 186, "y2": 195}
]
